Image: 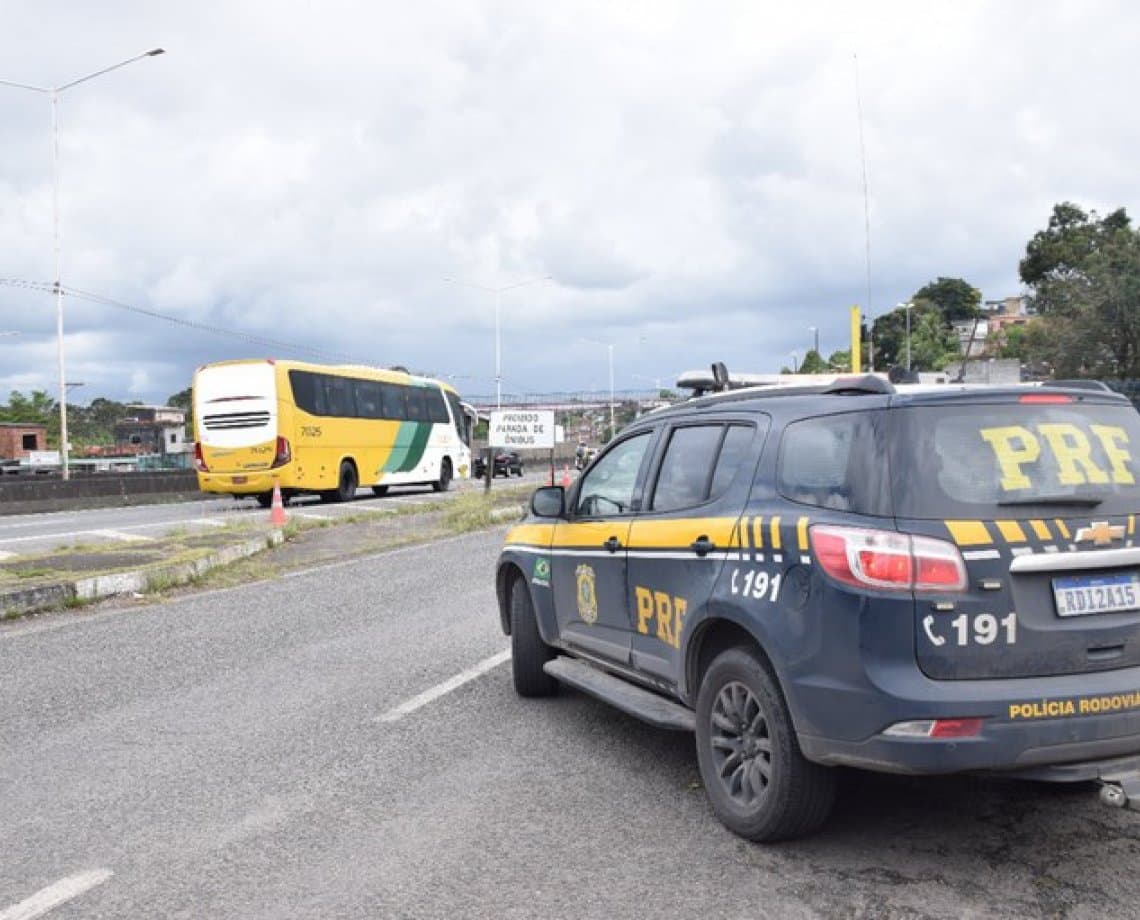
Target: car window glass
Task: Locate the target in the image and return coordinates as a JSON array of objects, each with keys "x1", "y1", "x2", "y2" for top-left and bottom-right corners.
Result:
[
  {"x1": 651, "y1": 425, "x2": 723, "y2": 512},
  {"x1": 709, "y1": 424, "x2": 755, "y2": 499},
  {"x1": 576, "y1": 432, "x2": 652, "y2": 516},
  {"x1": 777, "y1": 411, "x2": 890, "y2": 515}
]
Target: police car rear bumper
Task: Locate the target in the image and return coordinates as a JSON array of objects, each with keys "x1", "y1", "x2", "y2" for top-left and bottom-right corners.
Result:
[{"x1": 794, "y1": 666, "x2": 1140, "y2": 775}]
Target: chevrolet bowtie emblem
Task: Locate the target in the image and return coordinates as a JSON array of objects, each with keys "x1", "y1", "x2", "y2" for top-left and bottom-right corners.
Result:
[{"x1": 1074, "y1": 521, "x2": 1125, "y2": 546}]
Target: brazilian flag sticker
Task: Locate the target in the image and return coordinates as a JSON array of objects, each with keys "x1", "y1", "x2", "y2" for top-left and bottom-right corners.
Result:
[{"x1": 532, "y1": 557, "x2": 551, "y2": 587}]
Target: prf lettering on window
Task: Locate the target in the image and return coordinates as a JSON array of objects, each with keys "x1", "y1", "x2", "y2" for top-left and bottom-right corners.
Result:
[{"x1": 979, "y1": 424, "x2": 1134, "y2": 491}]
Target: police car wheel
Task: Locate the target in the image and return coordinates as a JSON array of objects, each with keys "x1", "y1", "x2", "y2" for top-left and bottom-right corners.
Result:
[
  {"x1": 695, "y1": 648, "x2": 836, "y2": 842},
  {"x1": 510, "y1": 578, "x2": 558, "y2": 698}
]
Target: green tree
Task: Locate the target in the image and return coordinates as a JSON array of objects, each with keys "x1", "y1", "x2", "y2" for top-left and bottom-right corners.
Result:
[
  {"x1": 799, "y1": 349, "x2": 829, "y2": 373},
  {"x1": 827, "y1": 349, "x2": 851, "y2": 372},
  {"x1": 1019, "y1": 203, "x2": 1140, "y2": 377},
  {"x1": 912, "y1": 277, "x2": 982, "y2": 322}
]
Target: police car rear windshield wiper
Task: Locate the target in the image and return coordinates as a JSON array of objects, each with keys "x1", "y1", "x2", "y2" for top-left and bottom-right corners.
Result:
[{"x1": 997, "y1": 494, "x2": 1106, "y2": 508}]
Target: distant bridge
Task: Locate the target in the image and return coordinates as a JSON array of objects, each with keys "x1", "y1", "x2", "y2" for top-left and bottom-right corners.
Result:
[{"x1": 462, "y1": 389, "x2": 667, "y2": 413}]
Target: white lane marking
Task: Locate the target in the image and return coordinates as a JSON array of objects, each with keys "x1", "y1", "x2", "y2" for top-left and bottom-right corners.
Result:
[
  {"x1": 291, "y1": 512, "x2": 331, "y2": 521},
  {"x1": 377, "y1": 650, "x2": 511, "y2": 723},
  {"x1": 0, "y1": 869, "x2": 113, "y2": 920},
  {"x1": 187, "y1": 518, "x2": 227, "y2": 528},
  {"x1": 89, "y1": 530, "x2": 151, "y2": 543},
  {"x1": 0, "y1": 550, "x2": 15, "y2": 561}
]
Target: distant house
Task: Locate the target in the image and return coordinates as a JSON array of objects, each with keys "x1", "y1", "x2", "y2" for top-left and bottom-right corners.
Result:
[
  {"x1": 113, "y1": 405, "x2": 189, "y2": 457},
  {"x1": 0, "y1": 422, "x2": 47, "y2": 461}
]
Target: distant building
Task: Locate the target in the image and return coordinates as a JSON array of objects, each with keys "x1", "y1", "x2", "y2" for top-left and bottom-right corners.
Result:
[
  {"x1": 0, "y1": 422, "x2": 47, "y2": 460},
  {"x1": 984, "y1": 295, "x2": 1032, "y2": 338},
  {"x1": 113, "y1": 405, "x2": 189, "y2": 457}
]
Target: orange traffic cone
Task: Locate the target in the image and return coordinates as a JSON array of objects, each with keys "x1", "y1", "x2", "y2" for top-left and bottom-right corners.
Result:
[
  {"x1": 269, "y1": 482, "x2": 287, "y2": 526},
  {"x1": 561, "y1": 465, "x2": 571, "y2": 487}
]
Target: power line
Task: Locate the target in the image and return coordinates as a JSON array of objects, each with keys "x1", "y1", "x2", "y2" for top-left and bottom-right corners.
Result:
[{"x1": 0, "y1": 277, "x2": 374, "y2": 365}]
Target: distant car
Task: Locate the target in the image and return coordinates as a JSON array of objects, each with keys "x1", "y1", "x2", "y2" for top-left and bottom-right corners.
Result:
[{"x1": 474, "y1": 451, "x2": 524, "y2": 478}]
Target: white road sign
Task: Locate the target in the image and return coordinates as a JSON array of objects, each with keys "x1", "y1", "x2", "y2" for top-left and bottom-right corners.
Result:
[{"x1": 489, "y1": 410, "x2": 555, "y2": 449}]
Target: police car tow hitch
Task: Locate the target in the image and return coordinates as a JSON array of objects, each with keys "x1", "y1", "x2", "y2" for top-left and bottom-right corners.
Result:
[{"x1": 1098, "y1": 772, "x2": 1140, "y2": 812}]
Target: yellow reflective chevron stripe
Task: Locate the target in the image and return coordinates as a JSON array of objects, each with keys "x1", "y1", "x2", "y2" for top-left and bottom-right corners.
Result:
[
  {"x1": 946, "y1": 520, "x2": 993, "y2": 546},
  {"x1": 769, "y1": 516, "x2": 782, "y2": 551},
  {"x1": 1055, "y1": 518, "x2": 1071, "y2": 539},
  {"x1": 995, "y1": 520, "x2": 1027, "y2": 543},
  {"x1": 797, "y1": 516, "x2": 810, "y2": 551},
  {"x1": 1029, "y1": 519, "x2": 1052, "y2": 541}
]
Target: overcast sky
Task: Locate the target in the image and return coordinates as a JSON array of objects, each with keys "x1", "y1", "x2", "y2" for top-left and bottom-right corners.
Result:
[{"x1": 1, "y1": 0, "x2": 1136, "y2": 406}]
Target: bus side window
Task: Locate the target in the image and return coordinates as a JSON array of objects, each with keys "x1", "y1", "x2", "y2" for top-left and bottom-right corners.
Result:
[
  {"x1": 355, "y1": 380, "x2": 382, "y2": 419},
  {"x1": 380, "y1": 383, "x2": 406, "y2": 420},
  {"x1": 325, "y1": 376, "x2": 355, "y2": 418},
  {"x1": 426, "y1": 388, "x2": 449, "y2": 423},
  {"x1": 406, "y1": 388, "x2": 427, "y2": 421}
]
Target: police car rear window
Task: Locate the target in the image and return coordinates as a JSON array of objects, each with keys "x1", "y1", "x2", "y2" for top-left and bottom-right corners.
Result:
[{"x1": 888, "y1": 403, "x2": 1140, "y2": 519}]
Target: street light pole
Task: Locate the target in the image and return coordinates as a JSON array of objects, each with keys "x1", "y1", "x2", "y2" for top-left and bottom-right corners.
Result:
[
  {"x1": 809, "y1": 325, "x2": 819, "y2": 356},
  {"x1": 444, "y1": 274, "x2": 551, "y2": 410},
  {"x1": 898, "y1": 302, "x2": 914, "y2": 371},
  {"x1": 1, "y1": 48, "x2": 165, "y2": 480}
]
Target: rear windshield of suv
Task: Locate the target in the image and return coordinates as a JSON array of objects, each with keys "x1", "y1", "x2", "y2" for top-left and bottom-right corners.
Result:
[{"x1": 888, "y1": 401, "x2": 1140, "y2": 519}]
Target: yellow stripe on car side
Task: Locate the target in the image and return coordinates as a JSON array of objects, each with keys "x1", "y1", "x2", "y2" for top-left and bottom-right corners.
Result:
[
  {"x1": 627, "y1": 517, "x2": 741, "y2": 549},
  {"x1": 505, "y1": 523, "x2": 555, "y2": 546},
  {"x1": 1054, "y1": 518, "x2": 1071, "y2": 540},
  {"x1": 769, "y1": 516, "x2": 782, "y2": 550},
  {"x1": 797, "y1": 516, "x2": 810, "y2": 551},
  {"x1": 1030, "y1": 519, "x2": 1052, "y2": 541}
]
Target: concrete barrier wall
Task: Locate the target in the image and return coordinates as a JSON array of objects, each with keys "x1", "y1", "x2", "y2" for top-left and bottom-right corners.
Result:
[{"x1": 0, "y1": 470, "x2": 208, "y2": 516}]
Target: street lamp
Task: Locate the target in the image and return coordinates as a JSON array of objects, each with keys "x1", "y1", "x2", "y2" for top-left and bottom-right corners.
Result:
[
  {"x1": 808, "y1": 325, "x2": 819, "y2": 356},
  {"x1": 897, "y1": 302, "x2": 915, "y2": 371},
  {"x1": 443, "y1": 274, "x2": 551, "y2": 410},
  {"x1": 581, "y1": 338, "x2": 615, "y2": 442},
  {"x1": 1, "y1": 48, "x2": 165, "y2": 479}
]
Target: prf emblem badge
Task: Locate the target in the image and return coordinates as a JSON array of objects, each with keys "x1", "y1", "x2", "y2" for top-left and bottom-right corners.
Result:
[
  {"x1": 1074, "y1": 521, "x2": 1125, "y2": 547},
  {"x1": 532, "y1": 557, "x2": 551, "y2": 587},
  {"x1": 576, "y1": 564, "x2": 598, "y2": 624}
]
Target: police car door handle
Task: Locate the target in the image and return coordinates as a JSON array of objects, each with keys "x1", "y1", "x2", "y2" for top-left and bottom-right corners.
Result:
[
  {"x1": 603, "y1": 536, "x2": 621, "y2": 553},
  {"x1": 690, "y1": 536, "x2": 715, "y2": 557}
]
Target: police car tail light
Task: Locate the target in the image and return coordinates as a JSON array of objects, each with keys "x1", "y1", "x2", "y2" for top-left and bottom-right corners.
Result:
[
  {"x1": 193, "y1": 441, "x2": 208, "y2": 473},
  {"x1": 810, "y1": 525, "x2": 966, "y2": 592},
  {"x1": 270, "y1": 436, "x2": 292, "y2": 468},
  {"x1": 883, "y1": 718, "x2": 983, "y2": 738}
]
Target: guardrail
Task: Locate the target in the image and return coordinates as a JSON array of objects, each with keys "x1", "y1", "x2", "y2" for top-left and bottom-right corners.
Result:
[{"x1": 0, "y1": 470, "x2": 207, "y2": 516}]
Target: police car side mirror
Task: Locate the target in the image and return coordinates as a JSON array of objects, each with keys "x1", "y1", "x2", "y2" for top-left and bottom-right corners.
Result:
[{"x1": 530, "y1": 486, "x2": 565, "y2": 518}]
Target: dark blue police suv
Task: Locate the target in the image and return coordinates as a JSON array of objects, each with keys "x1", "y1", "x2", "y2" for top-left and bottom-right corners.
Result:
[{"x1": 495, "y1": 370, "x2": 1140, "y2": 841}]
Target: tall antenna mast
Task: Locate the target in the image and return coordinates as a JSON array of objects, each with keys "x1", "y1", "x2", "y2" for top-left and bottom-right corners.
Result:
[{"x1": 854, "y1": 53, "x2": 873, "y2": 371}]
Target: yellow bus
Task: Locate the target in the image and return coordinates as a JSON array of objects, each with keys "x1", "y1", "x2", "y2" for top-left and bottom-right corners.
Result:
[{"x1": 192, "y1": 359, "x2": 474, "y2": 506}]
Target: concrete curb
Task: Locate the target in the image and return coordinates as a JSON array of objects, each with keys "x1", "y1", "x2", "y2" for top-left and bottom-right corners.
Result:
[{"x1": 1, "y1": 530, "x2": 285, "y2": 620}]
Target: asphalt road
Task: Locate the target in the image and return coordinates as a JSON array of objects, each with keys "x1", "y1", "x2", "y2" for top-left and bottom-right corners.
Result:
[
  {"x1": 2, "y1": 528, "x2": 1139, "y2": 919},
  {"x1": 0, "y1": 469, "x2": 546, "y2": 560}
]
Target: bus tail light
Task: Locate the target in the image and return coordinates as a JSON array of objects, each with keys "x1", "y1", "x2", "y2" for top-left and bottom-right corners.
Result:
[
  {"x1": 270, "y1": 436, "x2": 292, "y2": 468},
  {"x1": 810, "y1": 524, "x2": 967, "y2": 592},
  {"x1": 193, "y1": 441, "x2": 208, "y2": 473}
]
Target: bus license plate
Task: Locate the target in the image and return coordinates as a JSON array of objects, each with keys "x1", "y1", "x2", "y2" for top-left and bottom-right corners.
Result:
[
  {"x1": 1052, "y1": 573, "x2": 1140, "y2": 617},
  {"x1": 231, "y1": 475, "x2": 248, "y2": 484}
]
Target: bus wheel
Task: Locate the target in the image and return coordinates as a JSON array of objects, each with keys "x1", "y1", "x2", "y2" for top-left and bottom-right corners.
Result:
[
  {"x1": 432, "y1": 459, "x2": 452, "y2": 492},
  {"x1": 323, "y1": 461, "x2": 358, "y2": 503}
]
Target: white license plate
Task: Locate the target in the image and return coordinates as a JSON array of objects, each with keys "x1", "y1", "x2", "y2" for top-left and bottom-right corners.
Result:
[{"x1": 1052, "y1": 573, "x2": 1140, "y2": 617}]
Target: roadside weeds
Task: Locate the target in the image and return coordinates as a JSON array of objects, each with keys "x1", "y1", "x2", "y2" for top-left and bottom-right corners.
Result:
[{"x1": 1, "y1": 486, "x2": 531, "y2": 620}]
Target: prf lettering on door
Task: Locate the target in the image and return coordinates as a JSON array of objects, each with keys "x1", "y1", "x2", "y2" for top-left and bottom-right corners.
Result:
[
  {"x1": 980, "y1": 424, "x2": 1134, "y2": 491},
  {"x1": 634, "y1": 586, "x2": 687, "y2": 649}
]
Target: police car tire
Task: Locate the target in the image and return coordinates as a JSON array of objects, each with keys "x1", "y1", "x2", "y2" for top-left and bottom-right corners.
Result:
[
  {"x1": 510, "y1": 579, "x2": 558, "y2": 698},
  {"x1": 695, "y1": 648, "x2": 836, "y2": 842}
]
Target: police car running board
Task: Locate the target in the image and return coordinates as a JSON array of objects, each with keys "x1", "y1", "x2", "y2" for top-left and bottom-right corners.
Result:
[{"x1": 543, "y1": 657, "x2": 696, "y2": 732}]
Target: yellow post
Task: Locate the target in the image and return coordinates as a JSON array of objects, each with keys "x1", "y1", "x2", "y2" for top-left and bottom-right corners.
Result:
[{"x1": 850, "y1": 305, "x2": 862, "y2": 373}]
